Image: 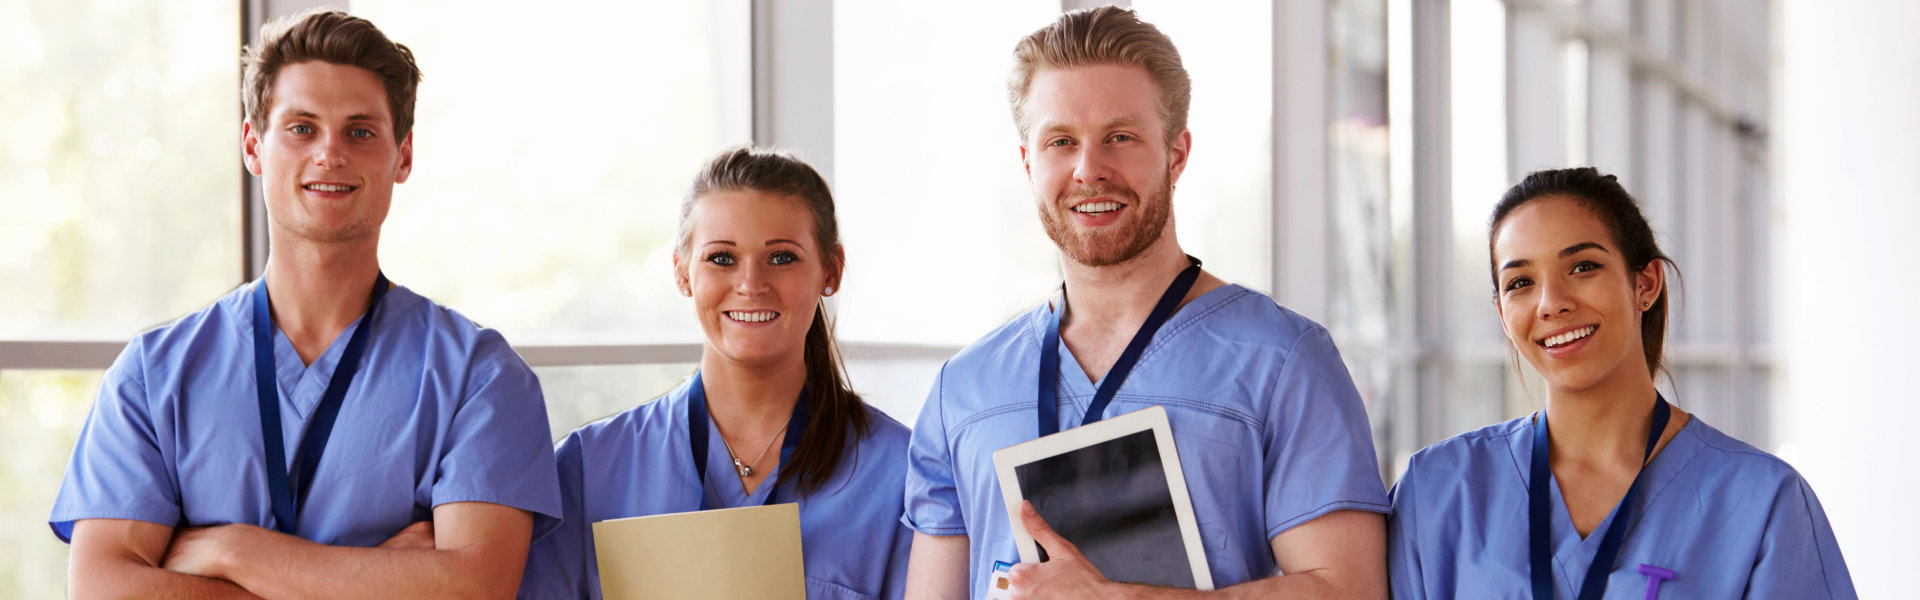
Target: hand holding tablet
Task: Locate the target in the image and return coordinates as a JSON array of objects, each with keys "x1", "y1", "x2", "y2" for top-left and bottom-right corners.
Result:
[{"x1": 992, "y1": 405, "x2": 1214, "y2": 590}]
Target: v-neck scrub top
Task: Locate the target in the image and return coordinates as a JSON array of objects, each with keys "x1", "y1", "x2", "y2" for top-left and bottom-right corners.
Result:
[
  {"x1": 49, "y1": 282, "x2": 563, "y2": 546},
  {"x1": 1388, "y1": 413, "x2": 1857, "y2": 599},
  {"x1": 904, "y1": 284, "x2": 1391, "y2": 597},
  {"x1": 518, "y1": 377, "x2": 913, "y2": 600}
]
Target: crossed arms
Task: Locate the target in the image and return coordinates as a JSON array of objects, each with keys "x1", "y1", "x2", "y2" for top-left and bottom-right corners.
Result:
[{"x1": 67, "y1": 501, "x2": 532, "y2": 600}]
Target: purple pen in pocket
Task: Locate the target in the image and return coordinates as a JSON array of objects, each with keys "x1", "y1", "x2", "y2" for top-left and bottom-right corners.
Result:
[{"x1": 1637, "y1": 564, "x2": 1676, "y2": 600}]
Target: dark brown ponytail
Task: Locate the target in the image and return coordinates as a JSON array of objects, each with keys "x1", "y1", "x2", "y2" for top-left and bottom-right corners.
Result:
[{"x1": 677, "y1": 146, "x2": 869, "y2": 497}]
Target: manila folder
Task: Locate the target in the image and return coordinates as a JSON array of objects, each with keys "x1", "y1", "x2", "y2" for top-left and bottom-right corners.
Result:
[{"x1": 591, "y1": 503, "x2": 805, "y2": 600}]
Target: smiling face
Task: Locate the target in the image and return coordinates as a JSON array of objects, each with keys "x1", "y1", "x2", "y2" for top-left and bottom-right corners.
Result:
[
  {"x1": 676, "y1": 190, "x2": 841, "y2": 369},
  {"x1": 244, "y1": 60, "x2": 412, "y2": 245},
  {"x1": 1492, "y1": 196, "x2": 1665, "y2": 393},
  {"x1": 1020, "y1": 63, "x2": 1190, "y2": 268}
]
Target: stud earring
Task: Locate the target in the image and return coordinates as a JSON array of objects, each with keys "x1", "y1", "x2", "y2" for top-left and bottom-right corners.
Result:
[{"x1": 823, "y1": 287, "x2": 834, "y2": 296}]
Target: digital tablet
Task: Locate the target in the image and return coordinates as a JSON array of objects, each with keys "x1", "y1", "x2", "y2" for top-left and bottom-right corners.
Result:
[{"x1": 992, "y1": 405, "x2": 1213, "y2": 590}]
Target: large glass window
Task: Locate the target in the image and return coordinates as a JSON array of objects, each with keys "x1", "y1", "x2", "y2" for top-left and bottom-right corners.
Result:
[
  {"x1": 537, "y1": 363, "x2": 700, "y2": 439},
  {"x1": 832, "y1": 1, "x2": 1272, "y2": 349},
  {"x1": 0, "y1": 370, "x2": 103, "y2": 597},
  {"x1": 0, "y1": 0, "x2": 242, "y2": 338},
  {"x1": 1446, "y1": 0, "x2": 1518, "y2": 434},
  {"x1": 831, "y1": 0, "x2": 1061, "y2": 347},
  {"x1": 355, "y1": 0, "x2": 752, "y2": 345}
]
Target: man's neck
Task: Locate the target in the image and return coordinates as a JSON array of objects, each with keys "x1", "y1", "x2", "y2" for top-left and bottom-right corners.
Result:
[
  {"x1": 262, "y1": 236, "x2": 383, "y2": 366},
  {"x1": 1056, "y1": 237, "x2": 1225, "y2": 382},
  {"x1": 698, "y1": 350, "x2": 806, "y2": 442},
  {"x1": 1059, "y1": 238, "x2": 1207, "y2": 334}
]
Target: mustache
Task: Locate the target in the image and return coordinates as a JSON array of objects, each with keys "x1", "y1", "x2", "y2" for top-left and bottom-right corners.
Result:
[{"x1": 1055, "y1": 183, "x2": 1139, "y2": 205}]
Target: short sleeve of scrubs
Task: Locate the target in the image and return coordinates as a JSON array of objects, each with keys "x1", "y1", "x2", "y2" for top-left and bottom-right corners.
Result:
[
  {"x1": 902, "y1": 364, "x2": 965, "y2": 536},
  {"x1": 48, "y1": 336, "x2": 178, "y2": 542},
  {"x1": 1261, "y1": 325, "x2": 1389, "y2": 538},
  {"x1": 1746, "y1": 475, "x2": 1857, "y2": 599},
  {"x1": 519, "y1": 433, "x2": 592, "y2": 600},
  {"x1": 1386, "y1": 475, "x2": 1424, "y2": 600},
  {"x1": 430, "y1": 333, "x2": 563, "y2": 540}
]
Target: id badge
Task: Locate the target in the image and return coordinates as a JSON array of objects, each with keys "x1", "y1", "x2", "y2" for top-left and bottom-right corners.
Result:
[{"x1": 985, "y1": 561, "x2": 1015, "y2": 600}]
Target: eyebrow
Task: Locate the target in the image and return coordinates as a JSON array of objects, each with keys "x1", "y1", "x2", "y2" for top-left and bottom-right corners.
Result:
[
  {"x1": 1499, "y1": 241, "x2": 1610, "y2": 271},
  {"x1": 285, "y1": 110, "x2": 384, "y2": 124},
  {"x1": 700, "y1": 239, "x2": 804, "y2": 247},
  {"x1": 1037, "y1": 116, "x2": 1145, "y2": 138}
]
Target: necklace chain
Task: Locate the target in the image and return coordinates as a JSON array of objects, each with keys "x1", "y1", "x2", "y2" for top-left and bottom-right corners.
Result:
[{"x1": 717, "y1": 420, "x2": 787, "y2": 479}]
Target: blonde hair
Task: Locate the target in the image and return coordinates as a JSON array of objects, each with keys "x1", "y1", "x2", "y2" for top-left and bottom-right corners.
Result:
[{"x1": 1007, "y1": 5, "x2": 1192, "y2": 145}]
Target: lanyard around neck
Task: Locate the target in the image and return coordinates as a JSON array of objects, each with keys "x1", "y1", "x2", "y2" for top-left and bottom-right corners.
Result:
[
  {"x1": 686, "y1": 370, "x2": 809, "y2": 510},
  {"x1": 251, "y1": 273, "x2": 389, "y2": 535},
  {"x1": 1037, "y1": 256, "x2": 1201, "y2": 438},
  {"x1": 1529, "y1": 396, "x2": 1672, "y2": 600}
]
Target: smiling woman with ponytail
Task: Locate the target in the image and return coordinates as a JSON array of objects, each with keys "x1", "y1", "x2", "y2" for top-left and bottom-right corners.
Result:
[
  {"x1": 1386, "y1": 167, "x2": 1856, "y2": 599},
  {"x1": 520, "y1": 146, "x2": 913, "y2": 600}
]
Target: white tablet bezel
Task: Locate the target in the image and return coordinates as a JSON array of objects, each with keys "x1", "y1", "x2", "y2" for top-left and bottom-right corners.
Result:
[{"x1": 991, "y1": 405, "x2": 1214, "y2": 590}]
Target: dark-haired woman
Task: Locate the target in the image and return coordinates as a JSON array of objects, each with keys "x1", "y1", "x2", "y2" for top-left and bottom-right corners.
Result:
[
  {"x1": 520, "y1": 147, "x2": 911, "y2": 600},
  {"x1": 1386, "y1": 167, "x2": 1855, "y2": 599}
]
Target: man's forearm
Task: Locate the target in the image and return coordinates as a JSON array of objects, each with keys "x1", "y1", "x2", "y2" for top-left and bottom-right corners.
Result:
[
  {"x1": 72, "y1": 555, "x2": 262, "y2": 600},
  {"x1": 213, "y1": 527, "x2": 523, "y2": 600},
  {"x1": 1105, "y1": 568, "x2": 1352, "y2": 600}
]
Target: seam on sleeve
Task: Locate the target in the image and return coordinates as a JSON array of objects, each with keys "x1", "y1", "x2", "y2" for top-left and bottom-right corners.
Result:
[
  {"x1": 1795, "y1": 479, "x2": 1841, "y2": 597},
  {"x1": 1266, "y1": 499, "x2": 1393, "y2": 540}
]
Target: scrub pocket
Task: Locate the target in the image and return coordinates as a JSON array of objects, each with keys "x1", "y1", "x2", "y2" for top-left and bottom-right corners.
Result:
[{"x1": 803, "y1": 576, "x2": 877, "y2": 600}]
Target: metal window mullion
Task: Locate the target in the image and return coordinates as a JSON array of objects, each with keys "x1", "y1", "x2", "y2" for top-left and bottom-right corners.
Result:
[
  {"x1": 1272, "y1": 0, "x2": 1330, "y2": 322},
  {"x1": 1411, "y1": 0, "x2": 1453, "y2": 452}
]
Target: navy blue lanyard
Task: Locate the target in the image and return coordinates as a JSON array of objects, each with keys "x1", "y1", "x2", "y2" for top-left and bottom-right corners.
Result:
[
  {"x1": 686, "y1": 370, "x2": 809, "y2": 510},
  {"x1": 1529, "y1": 396, "x2": 1671, "y2": 600},
  {"x1": 251, "y1": 273, "x2": 389, "y2": 535},
  {"x1": 1037, "y1": 256, "x2": 1201, "y2": 437}
]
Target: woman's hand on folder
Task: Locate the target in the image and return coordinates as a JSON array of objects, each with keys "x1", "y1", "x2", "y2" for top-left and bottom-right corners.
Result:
[{"x1": 1007, "y1": 501, "x2": 1115, "y2": 600}]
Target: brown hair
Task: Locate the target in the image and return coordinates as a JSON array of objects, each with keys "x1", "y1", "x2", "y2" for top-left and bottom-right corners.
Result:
[
  {"x1": 1008, "y1": 5, "x2": 1192, "y2": 145},
  {"x1": 242, "y1": 10, "x2": 422, "y2": 142},
  {"x1": 1489, "y1": 167, "x2": 1680, "y2": 378},
  {"x1": 676, "y1": 146, "x2": 868, "y2": 497}
]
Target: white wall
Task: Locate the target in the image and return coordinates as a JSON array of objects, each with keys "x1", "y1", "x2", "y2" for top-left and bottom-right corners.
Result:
[{"x1": 1773, "y1": 1, "x2": 1920, "y2": 596}]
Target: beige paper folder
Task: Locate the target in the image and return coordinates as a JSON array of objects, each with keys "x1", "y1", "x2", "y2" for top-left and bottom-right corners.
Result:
[{"x1": 591, "y1": 503, "x2": 805, "y2": 600}]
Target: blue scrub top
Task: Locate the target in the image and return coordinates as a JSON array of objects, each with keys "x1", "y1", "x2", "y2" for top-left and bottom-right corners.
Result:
[
  {"x1": 1388, "y1": 412, "x2": 1857, "y2": 599},
  {"x1": 904, "y1": 284, "x2": 1390, "y2": 597},
  {"x1": 519, "y1": 377, "x2": 913, "y2": 600},
  {"x1": 48, "y1": 282, "x2": 563, "y2": 546}
]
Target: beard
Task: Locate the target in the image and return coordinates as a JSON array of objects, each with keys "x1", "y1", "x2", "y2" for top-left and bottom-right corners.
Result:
[{"x1": 1037, "y1": 174, "x2": 1173, "y2": 268}]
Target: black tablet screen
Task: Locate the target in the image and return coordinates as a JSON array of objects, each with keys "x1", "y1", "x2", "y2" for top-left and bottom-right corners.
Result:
[{"x1": 1014, "y1": 429, "x2": 1195, "y2": 588}]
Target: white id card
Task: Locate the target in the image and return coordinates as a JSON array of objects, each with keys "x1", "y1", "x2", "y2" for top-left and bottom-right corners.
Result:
[{"x1": 985, "y1": 561, "x2": 1015, "y2": 600}]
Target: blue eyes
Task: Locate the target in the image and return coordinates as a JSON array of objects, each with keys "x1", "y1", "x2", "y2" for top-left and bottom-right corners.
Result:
[
  {"x1": 1045, "y1": 134, "x2": 1138, "y2": 147},
  {"x1": 290, "y1": 125, "x2": 313, "y2": 135},
  {"x1": 350, "y1": 129, "x2": 374, "y2": 139},
  {"x1": 705, "y1": 251, "x2": 799, "y2": 267}
]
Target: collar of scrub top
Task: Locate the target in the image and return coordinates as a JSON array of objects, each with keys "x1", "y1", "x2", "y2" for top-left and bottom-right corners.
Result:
[
  {"x1": 686, "y1": 370, "x2": 810, "y2": 510},
  {"x1": 1529, "y1": 394, "x2": 1672, "y2": 600},
  {"x1": 1037, "y1": 255, "x2": 1202, "y2": 438},
  {"x1": 252, "y1": 271, "x2": 391, "y2": 536}
]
